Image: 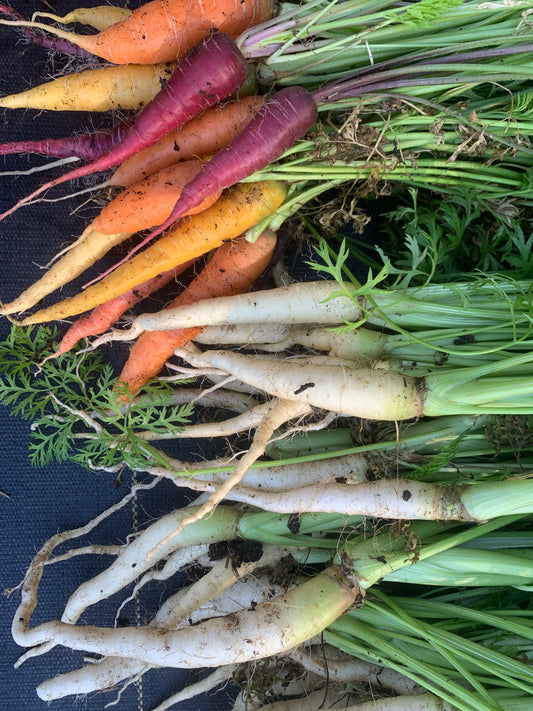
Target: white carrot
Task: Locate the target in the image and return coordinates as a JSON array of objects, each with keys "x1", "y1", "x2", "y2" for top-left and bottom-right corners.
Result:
[
  {"x1": 92, "y1": 281, "x2": 363, "y2": 345},
  {"x1": 15, "y1": 565, "x2": 358, "y2": 667},
  {"x1": 177, "y1": 348, "x2": 424, "y2": 421}
]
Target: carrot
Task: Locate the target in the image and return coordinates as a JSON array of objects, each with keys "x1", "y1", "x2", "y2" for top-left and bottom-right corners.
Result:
[
  {"x1": 0, "y1": 130, "x2": 121, "y2": 162},
  {"x1": 0, "y1": 160, "x2": 221, "y2": 316},
  {"x1": 0, "y1": 63, "x2": 176, "y2": 112},
  {"x1": 0, "y1": 0, "x2": 276, "y2": 64},
  {"x1": 111, "y1": 86, "x2": 317, "y2": 266},
  {"x1": 19, "y1": 180, "x2": 287, "y2": 325},
  {"x1": 109, "y1": 96, "x2": 265, "y2": 187},
  {"x1": 0, "y1": 32, "x2": 249, "y2": 224},
  {"x1": 118, "y1": 229, "x2": 277, "y2": 396},
  {"x1": 31, "y1": 6, "x2": 131, "y2": 31},
  {"x1": 0, "y1": 96, "x2": 263, "y2": 175},
  {"x1": 0, "y1": 2, "x2": 92, "y2": 57},
  {"x1": 52, "y1": 263, "x2": 195, "y2": 357}
]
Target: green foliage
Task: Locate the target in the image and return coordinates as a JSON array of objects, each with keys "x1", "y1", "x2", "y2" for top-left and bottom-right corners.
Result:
[
  {"x1": 0, "y1": 325, "x2": 193, "y2": 470},
  {"x1": 378, "y1": 189, "x2": 533, "y2": 285}
]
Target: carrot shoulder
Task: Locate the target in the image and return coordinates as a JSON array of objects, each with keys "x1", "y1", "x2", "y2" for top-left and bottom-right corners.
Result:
[
  {"x1": 21, "y1": 180, "x2": 287, "y2": 325},
  {"x1": 118, "y1": 229, "x2": 277, "y2": 396}
]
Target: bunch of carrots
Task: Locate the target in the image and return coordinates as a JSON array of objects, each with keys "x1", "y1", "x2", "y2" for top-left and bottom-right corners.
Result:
[
  {"x1": 0, "y1": 0, "x2": 314, "y2": 392},
  {"x1": 1, "y1": 1, "x2": 533, "y2": 709}
]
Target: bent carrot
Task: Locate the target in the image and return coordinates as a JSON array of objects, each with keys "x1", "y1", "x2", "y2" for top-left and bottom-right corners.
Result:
[
  {"x1": 0, "y1": 0, "x2": 276, "y2": 64},
  {"x1": 53, "y1": 262, "x2": 195, "y2": 357},
  {"x1": 0, "y1": 63, "x2": 176, "y2": 112},
  {"x1": 20, "y1": 180, "x2": 287, "y2": 325},
  {"x1": 118, "y1": 229, "x2": 277, "y2": 396},
  {"x1": 31, "y1": 6, "x2": 132, "y2": 31},
  {"x1": 109, "y1": 96, "x2": 265, "y2": 187},
  {"x1": 1, "y1": 160, "x2": 221, "y2": 316}
]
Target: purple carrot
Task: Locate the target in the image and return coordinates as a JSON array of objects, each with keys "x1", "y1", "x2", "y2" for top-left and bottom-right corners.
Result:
[
  {"x1": 0, "y1": 31, "x2": 249, "y2": 223},
  {"x1": 0, "y1": 3, "x2": 92, "y2": 58},
  {"x1": 0, "y1": 125, "x2": 128, "y2": 162},
  {"x1": 101, "y1": 85, "x2": 318, "y2": 274}
]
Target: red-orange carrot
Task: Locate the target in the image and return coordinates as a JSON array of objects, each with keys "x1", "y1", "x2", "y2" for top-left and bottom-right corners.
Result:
[
  {"x1": 109, "y1": 96, "x2": 265, "y2": 187},
  {"x1": 118, "y1": 229, "x2": 277, "y2": 397},
  {"x1": 0, "y1": 0, "x2": 276, "y2": 64},
  {"x1": 53, "y1": 261, "x2": 196, "y2": 357}
]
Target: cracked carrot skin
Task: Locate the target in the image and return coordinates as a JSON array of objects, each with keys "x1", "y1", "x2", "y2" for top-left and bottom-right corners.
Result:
[{"x1": 21, "y1": 180, "x2": 287, "y2": 325}]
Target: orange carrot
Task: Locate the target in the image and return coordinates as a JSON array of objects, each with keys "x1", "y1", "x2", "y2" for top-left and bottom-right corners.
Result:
[
  {"x1": 52, "y1": 261, "x2": 196, "y2": 357},
  {"x1": 118, "y1": 229, "x2": 277, "y2": 396},
  {"x1": 91, "y1": 159, "x2": 220, "y2": 235},
  {"x1": 20, "y1": 180, "x2": 287, "y2": 325},
  {"x1": 0, "y1": 160, "x2": 221, "y2": 317},
  {"x1": 0, "y1": 0, "x2": 276, "y2": 64},
  {"x1": 108, "y1": 96, "x2": 265, "y2": 188}
]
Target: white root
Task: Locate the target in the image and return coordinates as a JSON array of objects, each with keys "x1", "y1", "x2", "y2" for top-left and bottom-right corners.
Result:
[
  {"x1": 37, "y1": 551, "x2": 288, "y2": 701},
  {"x1": 195, "y1": 323, "x2": 388, "y2": 361},
  {"x1": 149, "y1": 479, "x2": 475, "y2": 521},
  {"x1": 288, "y1": 645, "x2": 425, "y2": 696},
  {"x1": 11, "y1": 479, "x2": 159, "y2": 654},
  {"x1": 176, "y1": 348, "x2": 424, "y2": 421},
  {"x1": 92, "y1": 281, "x2": 363, "y2": 345},
  {"x1": 256, "y1": 692, "x2": 449, "y2": 710},
  {"x1": 59, "y1": 505, "x2": 240, "y2": 625},
  {"x1": 135, "y1": 400, "x2": 281, "y2": 440},
  {"x1": 194, "y1": 322, "x2": 294, "y2": 347},
  {"x1": 114, "y1": 543, "x2": 210, "y2": 623},
  {"x1": 124, "y1": 387, "x2": 259, "y2": 414},
  {"x1": 154, "y1": 452, "x2": 370, "y2": 492},
  {"x1": 17, "y1": 566, "x2": 358, "y2": 669},
  {"x1": 37, "y1": 571, "x2": 285, "y2": 700},
  {"x1": 149, "y1": 665, "x2": 237, "y2": 711},
  {"x1": 149, "y1": 398, "x2": 312, "y2": 547},
  {"x1": 233, "y1": 680, "x2": 357, "y2": 711}
]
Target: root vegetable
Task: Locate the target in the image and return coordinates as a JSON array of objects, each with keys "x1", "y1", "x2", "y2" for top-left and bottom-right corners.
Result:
[
  {"x1": 117, "y1": 229, "x2": 277, "y2": 396},
  {"x1": 17, "y1": 180, "x2": 286, "y2": 324},
  {"x1": 0, "y1": 62, "x2": 176, "y2": 112},
  {"x1": 0, "y1": 0, "x2": 275, "y2": 64},
  {"x1": 111, "y1": 85, "x2": 318, "y2": 268},
  {"x1": 0, "y1": 32, "x2": 249, "y2": 224},
  {"x1": 1, "y1": 159, "x2": 218, "y2": 316}
]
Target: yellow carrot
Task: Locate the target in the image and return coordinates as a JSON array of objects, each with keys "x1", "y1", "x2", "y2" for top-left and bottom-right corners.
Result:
[
  {"x1": 1, "y1": 160, "x2": 219, "y2": 316},
  {"x1": 0, "y1": 63, "x2": 176, "y2": 112},
  {"x1": 21, "y1": 181, "x2": 287, "y2": 325},
  {"x1": 32, "y1": 6, "x2": 132, "y2": 32}
]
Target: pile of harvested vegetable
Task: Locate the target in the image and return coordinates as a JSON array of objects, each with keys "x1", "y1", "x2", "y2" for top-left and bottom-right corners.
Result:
[{"x1": 0, "y1": 0, "x2": 532, "y2": 709}]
